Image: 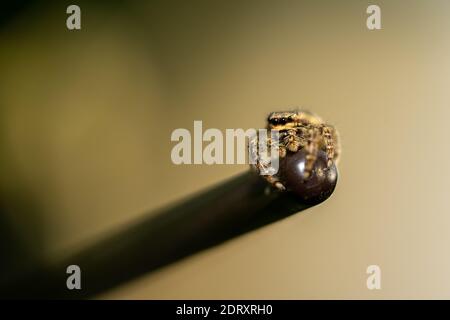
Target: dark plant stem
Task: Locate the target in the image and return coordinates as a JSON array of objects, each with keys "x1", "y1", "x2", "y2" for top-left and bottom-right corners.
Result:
[{"x1": 1, "y1": 168, "x2": 336, "y2": 299}]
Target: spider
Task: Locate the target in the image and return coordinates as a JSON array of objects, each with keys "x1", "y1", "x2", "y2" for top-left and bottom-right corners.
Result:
[{"x1": 250, "y1": 110, "x2": 340, "y2": 191}]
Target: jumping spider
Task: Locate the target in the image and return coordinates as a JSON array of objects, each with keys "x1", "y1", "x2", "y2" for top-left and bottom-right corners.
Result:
[{"x1": 250, "y1": 110, "x2": 340, "y2": 191}]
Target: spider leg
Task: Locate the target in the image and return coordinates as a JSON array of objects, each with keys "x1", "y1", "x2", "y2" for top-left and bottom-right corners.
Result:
[
  {"x1": 331, "y1": 126, "x2": 340, "y2": 165},
  {"x1": 264, "y1": 174, "x2": 285, "y2": 191},
  {"x1": 254, "y1": 159, "x2": 285, "y2": 191},
  {"x1": 303, "y1": 125, "x2": 321, "y2": 179},
  {"x1": 266, "y1": 135, "x2": 285, "y2": 190},
  {"x1": 319, "y1": 124, "x2": 339, "y2": 167},
  {"x1": 279, "y1": 145, "x2": 287, "y2": 158},
  {"x1": 249, "y1": 133, "x2": 286, "y2": 191}
]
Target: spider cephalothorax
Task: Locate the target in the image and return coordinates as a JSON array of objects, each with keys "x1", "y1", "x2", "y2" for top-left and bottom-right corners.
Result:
[{"x1": 251, "y1": 110, "x2": 340, "y2": 191}]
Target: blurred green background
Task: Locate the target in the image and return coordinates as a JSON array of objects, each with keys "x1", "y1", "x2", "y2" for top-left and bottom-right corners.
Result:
[{"x1": 1, "y1": 0, "x2": 450, "y2": 298}]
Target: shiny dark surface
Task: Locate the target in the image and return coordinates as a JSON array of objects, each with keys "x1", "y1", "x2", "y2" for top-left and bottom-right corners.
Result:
[{"x1": 280, "y1": 150, "x2": 338, "y2": 204}]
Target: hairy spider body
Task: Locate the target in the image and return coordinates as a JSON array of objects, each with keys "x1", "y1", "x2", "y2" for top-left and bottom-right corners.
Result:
[{"x1": 250, "y1": 110, "x2": 340, "y2": 191}]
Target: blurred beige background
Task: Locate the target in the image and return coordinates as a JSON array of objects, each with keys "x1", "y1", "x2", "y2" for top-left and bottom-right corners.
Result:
[{"x1": 1, "y1": 0, "x2": 450, "y2": 299}]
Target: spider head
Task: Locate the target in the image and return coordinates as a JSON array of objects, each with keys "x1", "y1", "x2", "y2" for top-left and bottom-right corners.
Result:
[{"x1": 267, "y1": 111, "x2": 298, "y2": 129}]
